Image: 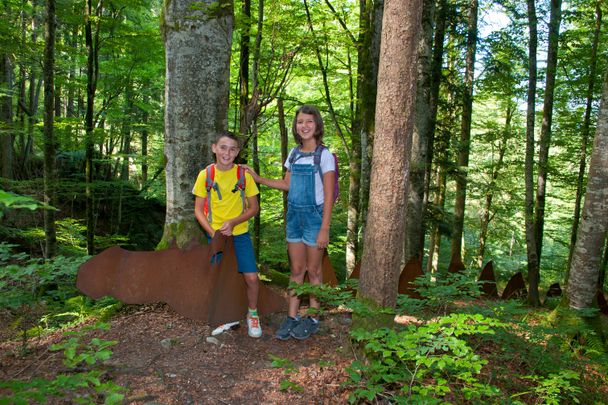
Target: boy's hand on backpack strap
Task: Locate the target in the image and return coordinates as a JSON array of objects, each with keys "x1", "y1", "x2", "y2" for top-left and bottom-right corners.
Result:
[{"x1": 316, "y1": 228, "x2": 329, "y2": 249}]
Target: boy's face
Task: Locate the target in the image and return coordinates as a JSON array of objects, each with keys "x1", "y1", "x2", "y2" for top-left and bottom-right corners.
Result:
[{"x1": 212, "y1": 136, "x2": 240, "y2": 170}]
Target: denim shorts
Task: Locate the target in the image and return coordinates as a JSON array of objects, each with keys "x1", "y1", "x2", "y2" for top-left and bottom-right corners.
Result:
[
  {"x1": 208, "y1": 232, "x2": 258, "y2": 273},
  {"x1": 285, "y1": 204, "x2": 323, "y2": 247}
]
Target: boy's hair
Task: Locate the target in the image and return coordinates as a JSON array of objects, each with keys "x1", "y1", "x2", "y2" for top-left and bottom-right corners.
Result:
[
  {"x1": 292, "y1": 105, "x2": 324, "y2": 145},
  {"x1": 214, "y1": 130, "x2": 243, "y2": 149}
]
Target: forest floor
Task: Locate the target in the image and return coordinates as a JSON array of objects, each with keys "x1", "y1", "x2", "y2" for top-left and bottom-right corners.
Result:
[{"x1": 0, "y1": 302, "x2": 355, "y2": 404}]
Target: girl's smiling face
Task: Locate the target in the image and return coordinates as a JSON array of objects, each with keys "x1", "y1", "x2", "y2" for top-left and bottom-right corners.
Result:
[
  {"x1": 212, "y1": 136, "x2": 240, "y2": 170},
  {"x1": 296, "y1": 112, "x2": 317, "y2": 143}
]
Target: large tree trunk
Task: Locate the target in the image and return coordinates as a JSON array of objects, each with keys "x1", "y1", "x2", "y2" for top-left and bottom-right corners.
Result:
[
  {"x1": 1, "y1": 54, "x2": 13, "y2": 179},
  {"x1": 450, "y1": 0, "x2": 478, "y2": 268},
  {"x1": 533, "y1": 0, "x2": 562, "y2": 301},
  {"x1": 159, "y1": 0, "x2": 234, "y2": 249},
  {"x1": 84, "y1": 0, "x2": 101, "y2": 255},
  {"x1": 567, "y1": 72, "x2": 608, "y2": 311},
  {"x1": 42, "y1": 0, "x2": 57, "y2": 258},
  {"x1": 359, "y1": 0, "x2": 423, "y2": 309},
  {"x1": 567, "y1": 3, "x2": 602, "y2": 275},
  {"x1": 358, "y1": 0, "x2": 383, "y2": 249},
  {"x1": 348, "y1": 0, "x2": 382, "y2": 274},
  {"x1": 403, "y1": 0, "x2": 435, "y2": 265},
  {"x1": 524, "y1": 0, "x2": 540, "y2": 306}
]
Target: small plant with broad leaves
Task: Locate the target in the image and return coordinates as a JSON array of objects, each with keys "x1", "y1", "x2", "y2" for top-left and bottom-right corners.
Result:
[
  {"x1": 512, "y1": 369, "x2": 582, "y2": 404},
  {"x1": 347, "y1": 313, "x2": 504, "y2": 403},
  {"x1": 269, "y1": 354, "x2": 303, "y2": 392},
  {"x1": 0, "y1": 323, "x2": 126, "y2": 404}
]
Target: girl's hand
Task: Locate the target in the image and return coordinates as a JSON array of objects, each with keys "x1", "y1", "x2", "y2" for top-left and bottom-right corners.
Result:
[
  {"x1": 243, "y1": 165, "x2": 260, "y2": 182},
  {"x1": 316, "y1": 228, "x2": 329, "y2": 250}
]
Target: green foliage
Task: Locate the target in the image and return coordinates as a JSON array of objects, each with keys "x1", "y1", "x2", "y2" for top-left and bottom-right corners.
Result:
[
  {"x1": 348, "y1": 314, "x2": 504, "y2": 403},
  {"x1": 49, "y1": 323, "x2": 117, "y2": 368},
  {"x1": 0, "y1": 189, "x2": 55, "y2": 219},
  {"x1": 513, "y1": 370, "x2": 582, "y2": 405},
  {"x1": 0, "y1": 324, "x2": 125, "y2": 404},
  {"x1": 0, "y1": 242, "x2": 88, "y2": 310}
]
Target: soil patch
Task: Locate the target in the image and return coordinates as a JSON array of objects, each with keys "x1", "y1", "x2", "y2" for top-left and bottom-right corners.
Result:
[{"x1": 1, "y1": 303, "x2": 354, "y2": 404}]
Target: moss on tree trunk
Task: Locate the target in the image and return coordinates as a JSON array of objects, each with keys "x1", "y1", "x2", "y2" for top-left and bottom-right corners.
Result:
[{"x1": 157, "y1": 219, "x2": 207, "y2": 250}]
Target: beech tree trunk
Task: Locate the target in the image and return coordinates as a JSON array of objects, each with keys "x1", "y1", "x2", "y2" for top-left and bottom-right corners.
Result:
[
  {"x1": 567, "y1": 72, "x2": 608, "y2": 311},
  {"x1": 403, "y1": 0, "x2": 435, "y2": 264},
  {"x1": 358, "y1": 0, "x2": 383, "y2": 250},
  {"x1": 84, "y1": 0, "x2": 101, "y2": 255},
  {"x1": 450, "y1": 0, "x2": 478, "y2": 268},
  {"x1": 160, "y1": 0, "x2": 234, "y2": 249},
  {"x1": 359, "y1": 0, "x2": 423, "y2": 309},
  {"x1": 567, "y1": 3, "x2": 602, "y2": 275},
  {"x1": 42, "y1": 0, "x2": 57, "y2": 258},
  {"x1": 524, "y1": 0, "x2": 540, "y2": 306},
  {"x1": 533, "y1": 0, "x2": 563, "y2": 292},
  {"x1": 1, "y1": 54, "x2": 13, "y2": 179},
  {"x1": 348, "y1": 0, "x2": 382, "y2": 274}
]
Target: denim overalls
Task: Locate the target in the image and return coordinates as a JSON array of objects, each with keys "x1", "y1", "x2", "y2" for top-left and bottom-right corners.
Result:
[{"x1": 286, "y1": 157, "x2": 324, "y2": 246}]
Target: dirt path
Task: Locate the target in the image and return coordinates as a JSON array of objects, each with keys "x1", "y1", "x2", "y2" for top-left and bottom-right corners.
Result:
[{"x1": 1, "y1": 304, "x2": 354, "y2": 404}]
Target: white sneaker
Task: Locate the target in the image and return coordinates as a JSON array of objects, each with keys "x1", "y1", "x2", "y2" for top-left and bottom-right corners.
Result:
[{"x1": 247, "y1": 315, "x2": 262, "y2": 338}]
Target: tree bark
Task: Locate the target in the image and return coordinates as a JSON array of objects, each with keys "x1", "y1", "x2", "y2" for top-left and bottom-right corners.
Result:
[
  {"x1": 348, "y1": 0, "x2": 381, "y2": 274},
  {"x1": 403, "y1": 0, "x2": 435, "y2": 265},
  {"x1": 85, "y1": 0, "x2": 101, "y2": 255},
  {"x1": 567, "y1": 72, "x2": 608, "y2": 311},
  {"x1": 358, "y1": 0, "x2": 383, "y2": 258},
  {"x1": 42, "y1": 0, "x2": 57, "y2": 258},
  {"x1": 359, "y1": 0, "x2": 423, "y2": 309},
  {"x1": 524, "y1": 0, "x2": 540, "y2": 306},
  {"x1": 567, "y1": 3, "x2": 602, "y2": 276},
  {"x1": 450, "y1": 0, "x2": 478, "y2": 267},
  {"x1": 160, "y1": 0, "x2": 234, "y2": 249},
  {"x1": 1, "y1": 54, "x2": 13, "y2": 179},
  {"x1": 533, "y1": 0, "x2": 563, "y2": 281}
]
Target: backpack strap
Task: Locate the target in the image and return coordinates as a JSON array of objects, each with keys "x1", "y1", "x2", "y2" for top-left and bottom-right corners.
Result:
[
  {"x1": 313, "y1": 144, "x2": 325, "y2": 185},
  {"x1": 204, "y1": 164, "x2": 222, "y2": 223},
  {"x1": 232, "y1": 164, "x2": 247, "y2": 214}
]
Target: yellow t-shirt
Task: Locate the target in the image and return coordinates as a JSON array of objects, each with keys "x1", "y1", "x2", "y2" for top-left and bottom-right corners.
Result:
[{"x1": 192, "y1": 164, "x2": 259, "y2": 235}]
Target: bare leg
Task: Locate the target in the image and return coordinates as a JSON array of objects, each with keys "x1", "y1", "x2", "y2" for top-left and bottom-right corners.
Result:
[
  {"x1": 287, "y1": 242, "x2": 307, "y2": 318},
  {"x1": 242, "y1": 273, "x2": 260, "y2": 311},
  {"x1": 305, "y1": 246, "x2": 324, "y2": 316}
]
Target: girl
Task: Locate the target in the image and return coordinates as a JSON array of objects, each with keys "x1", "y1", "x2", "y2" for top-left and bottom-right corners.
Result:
[{"x1": 247, "y1": 105, "x2": 335, "y2": 340}]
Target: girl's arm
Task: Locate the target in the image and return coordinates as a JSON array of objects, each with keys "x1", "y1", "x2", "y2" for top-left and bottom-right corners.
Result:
[
  {"x1": 194, "y1": 196, "x2": 215, "y2": 237},
  {"x1": 245, "y1": 165, "x2": 291, "y2": 191},
  {"x1": 316, "y1": 170, "x2": 335, "y2": 249},
  {"x1": 218, "y1": 195, "x2": 259, "y2": 236}
]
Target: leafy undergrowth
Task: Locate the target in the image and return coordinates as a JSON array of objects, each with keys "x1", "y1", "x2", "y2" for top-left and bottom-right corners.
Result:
[{"x1": 1, "y1": 244, "x2": 607, "y2": 404}]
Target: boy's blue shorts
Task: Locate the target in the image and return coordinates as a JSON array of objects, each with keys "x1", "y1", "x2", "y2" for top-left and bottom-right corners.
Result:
[{"x1": 209, "y1": 232, "x2": 258, "y2": 273}]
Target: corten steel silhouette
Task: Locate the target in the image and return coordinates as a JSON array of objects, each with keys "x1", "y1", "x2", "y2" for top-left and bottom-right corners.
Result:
[
  {"x1": 348, "y1": 257, "x2": 423, "y2": 299},
  {"x1": 597, "y1": 290, "x2": 608, "y2": 315},
  {"x1": 478, "y1": 261, "x2": 499, "y2": 298},
  {"x1": 501, "y1": 272, "x2": 527, "y2": 300},
  {"x1": 398, "y1": 256, "x2": 423, "y2": 298},
  {"x1": 447, "y1": 254, "x2": 466, "y2": 274},
  {"x1": 76, "y1": 234, "x2": 286, "y2": 326}
]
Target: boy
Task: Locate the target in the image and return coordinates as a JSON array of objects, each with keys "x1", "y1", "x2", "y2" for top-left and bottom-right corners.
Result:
[{"x1": 192, "y1": 131, "x2": 262, "y2": 338}]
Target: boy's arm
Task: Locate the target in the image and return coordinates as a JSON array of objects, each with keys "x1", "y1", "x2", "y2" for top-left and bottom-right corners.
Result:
[
  {"x1": 218, "y1": 195, "x2": 259, "y2": 236},
  {"x1": 194, "y1": 196, "x2": 215, "y2": 237}
]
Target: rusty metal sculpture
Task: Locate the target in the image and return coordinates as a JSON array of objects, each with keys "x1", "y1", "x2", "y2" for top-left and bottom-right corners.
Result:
[
  {"x1": 398, "y1": 256, "x2": 423, "y2": 298},
  {"x1": 501, "y1": 272, "x2": 527, "y2": 300},
  {"x1": 76, "y1": 234, "x2": 286, "y2": 326},
  {"x1": 478, "y1": 261, "x2": 498, "y2": 298}
]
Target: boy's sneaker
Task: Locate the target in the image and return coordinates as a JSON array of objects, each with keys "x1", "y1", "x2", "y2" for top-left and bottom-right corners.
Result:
[
  {"x1": 247, "y1": 315, "x2": 262, "y2": 338},
  {"x1": 275, "y1": 316, "x2": 300, "y2": 340},
  {"x1": 290, "y1": 316, "x2": 319, "y2": 340}
]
